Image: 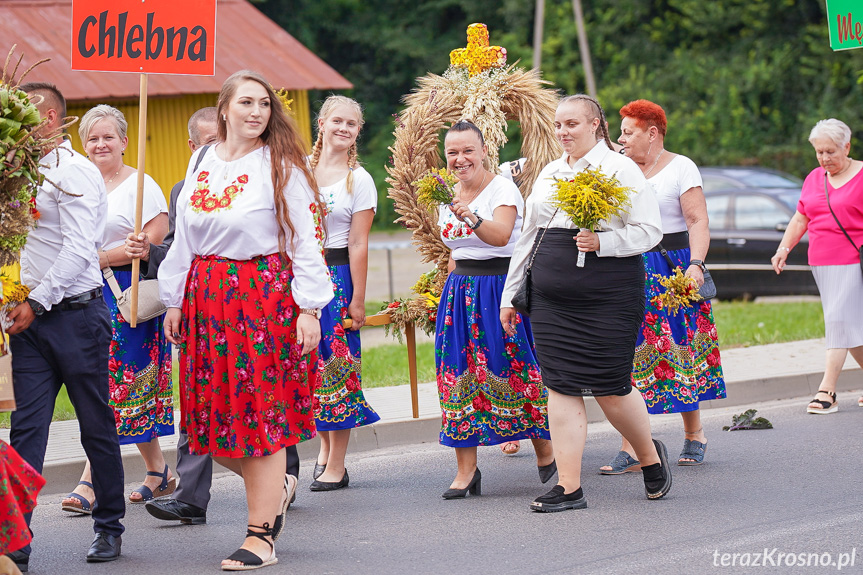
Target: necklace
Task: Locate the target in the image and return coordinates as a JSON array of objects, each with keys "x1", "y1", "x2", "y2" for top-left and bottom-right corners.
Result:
[
  {"x1": 106, "y1": 169, "x2": 121, "y2": 184},
  {"x1": 829, "y1": 158, "x2": 853, "y2": 178},
  {"x1": 644, "y1": 149, "x2": 664, "y2": 178},
  {"x1": 459, "y1": 171, "x2": 488, "y2": 204}
]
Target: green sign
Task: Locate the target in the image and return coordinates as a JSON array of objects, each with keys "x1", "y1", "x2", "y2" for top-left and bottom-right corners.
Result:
[{"x1": 828, "y1": 0, "x2": 863, "y2": 51}]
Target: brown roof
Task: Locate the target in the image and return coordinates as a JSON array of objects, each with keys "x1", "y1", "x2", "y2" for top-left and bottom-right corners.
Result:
[{"x1": 3, "y1": 0, "x2": 351, "y2": 100}]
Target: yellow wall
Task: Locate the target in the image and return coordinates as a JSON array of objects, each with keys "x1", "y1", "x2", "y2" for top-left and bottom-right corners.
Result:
[{"x1": 67, "y1": 90, "x2": 312, "y2": 199}]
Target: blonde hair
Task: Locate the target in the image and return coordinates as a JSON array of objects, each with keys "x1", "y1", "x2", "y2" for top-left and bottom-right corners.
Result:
[
  {"x1": 217, "y1": 70, "x2": 324, "y2": 258},
  {"x1": 79, "y1": 104, "x2": 128, "y2": 142},
  {"x1": 310, "y1": 95, "x2": 364, "y2": 194}
]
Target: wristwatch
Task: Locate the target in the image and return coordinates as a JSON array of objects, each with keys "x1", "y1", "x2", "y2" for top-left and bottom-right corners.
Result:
[
  {"x1": 27, "y1": 298, "x2": 46, "y2": 316},
  {"x1": 689, "y1": 259, "x2": 707, "y2": 272},
  {"x1": 299, "y1": 308, "x2": 322, "y2": 319},
  {"x1": 468, "y1": 215, "x2": 484, "y2": 230}
]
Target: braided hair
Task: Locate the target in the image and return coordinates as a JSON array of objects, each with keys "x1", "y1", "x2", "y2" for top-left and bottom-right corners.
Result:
[
  {"x1": 558, "y1": 94, "x2": 614, "y2": 150},
  {"x1": 310, "y1": 95, "x2": 364, "y2": 194}
]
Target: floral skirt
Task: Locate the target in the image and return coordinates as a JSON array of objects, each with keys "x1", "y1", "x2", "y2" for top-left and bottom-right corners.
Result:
[
  {"x1": 179, "y1": 254, "x2": 319, "y2": 458},
  {"x1": 632, "y1": 247, "x2": 726, "y2": 414},
  {"x1": 0, "y1": 440, "x2": 45, "y2": 554},
  {"x1": 103, "y1": 269, "x2": 173, "y2": 444},
  {"x1": 314, "y1": 263, "x2": 380, "y2": 431},
  {"x1": 435, "y1": 270, "x2": 550, "y2": 448}
]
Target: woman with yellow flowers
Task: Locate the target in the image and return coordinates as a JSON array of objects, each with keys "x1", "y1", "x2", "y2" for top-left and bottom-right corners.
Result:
[
  {"x1": 435, "y1": 120, "x2": 553, "y2": 500},
  {"x1": 500, "y1": 95, "x2": 669, "y2": 512}
]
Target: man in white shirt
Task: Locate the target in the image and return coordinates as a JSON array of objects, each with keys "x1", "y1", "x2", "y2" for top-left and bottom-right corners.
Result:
[{"x1": 5, "y1": 83, "x2": 125, "y2": 570}]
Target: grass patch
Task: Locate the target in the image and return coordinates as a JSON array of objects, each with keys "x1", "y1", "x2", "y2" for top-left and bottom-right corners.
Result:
[
  {"x1": 362, "y1": 342, "x2": 436, "y2": 388},
  {"x1": 712, "y1": 300, "x2": 823, "y2": 348}
]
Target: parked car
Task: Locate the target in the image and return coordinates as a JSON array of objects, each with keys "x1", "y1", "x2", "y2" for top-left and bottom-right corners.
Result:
[{"x1": 698, "y1": 167, "x2": 819, "y2": 300}]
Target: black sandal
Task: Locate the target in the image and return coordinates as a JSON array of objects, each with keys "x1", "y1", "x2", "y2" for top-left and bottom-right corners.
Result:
[
  {"x1": 221, "y1": 523, "x2": 277, "y2": 571},
  {"x1": 806, "y1": 390, "x2": 838, "y2": 415}
]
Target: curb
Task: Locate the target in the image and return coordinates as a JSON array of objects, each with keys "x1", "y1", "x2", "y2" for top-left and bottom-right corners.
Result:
[{"x1": 34, "y1": 365, "x2": 861, "y2": 495}]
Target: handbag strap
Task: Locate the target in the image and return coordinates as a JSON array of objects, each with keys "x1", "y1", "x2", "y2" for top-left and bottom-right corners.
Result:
[
  {"x1": 524, "y1": 207, "x2": 561, "y2": 274},
  {"x1": 657, "y1": 243, "x2": 676, "y2": 270},
  {"x1": 824, "y1": 172, "x2": 860, "y2": 251},
  {"x1": 101, "y1": 267, "x2": 124, "y2": 300}
]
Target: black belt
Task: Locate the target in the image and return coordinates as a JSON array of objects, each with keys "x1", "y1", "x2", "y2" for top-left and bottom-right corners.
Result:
[
  {"x1": 453, "y1": 257, "x2": 511, "y2": 276},
  {"x1": 648, "y1": 231, "x2": 689, "y2": 252},
  {"x1": 324, "y1": 247, "x2": 350, "y2": 267},
  {"x1": 57, "y1": 288, "x2": 103, "y2": 311}
]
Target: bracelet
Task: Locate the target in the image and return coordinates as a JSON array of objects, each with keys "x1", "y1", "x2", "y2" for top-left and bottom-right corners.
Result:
[
  {"x1": 102, "y1": 250, "x2": 111, "y2": 267},
  {"x1": 776, "y1": 246, "x2": 791, "y2": 253}
]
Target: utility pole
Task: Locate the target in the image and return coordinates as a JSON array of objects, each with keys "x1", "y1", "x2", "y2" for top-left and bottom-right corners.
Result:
[
  {"x1": 533, "y1": 0, "x2": 545, "y2": 71},
  {"x1": 572, "y1": 0, "x2": 597, "y2": 97}
]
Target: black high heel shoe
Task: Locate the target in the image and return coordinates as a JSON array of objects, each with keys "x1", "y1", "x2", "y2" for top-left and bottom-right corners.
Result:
[{"x1": 442, "y1": 468, "x2": 481, "y2": 499}]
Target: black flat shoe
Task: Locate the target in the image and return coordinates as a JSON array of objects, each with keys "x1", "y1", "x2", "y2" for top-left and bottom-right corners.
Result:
[
  {"x1": 5, "y1": 550, "x2": 29, "y2": 572},
  {"x1": 222, "y1": 523, "x2": 276, "y2": 571},
  {"x1": 442, "y1": 468, "x2": 481, "y2": 499},
  {"x1": 313, "y1": 463, "x2": 326, "y2": 480},
  {"x1": 530, "y1": 485, "x2": 587, "y2": 512},
  {"x1": 645, "y1": 439, "x2": 672, "y2": 500},
  {"x1": 538, "y1": 460, "x2": 557, "y2": 484},
  {"x1": 309, "y1": 469, "x2": 349, "y2": 492},
  {"x1": 145, "y1": 497, "x2": 207, "y2": 524},
  {"x1": 86, "y1": 532, "x2": 121, "y2": 563}
]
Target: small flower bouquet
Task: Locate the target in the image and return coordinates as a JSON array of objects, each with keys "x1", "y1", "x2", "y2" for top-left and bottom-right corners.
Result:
[
  {"x1": 381, "y1": 267, "x2": 446, "y2": 341},
  {"x1": 549, "y1": 167, "x2": 633, "y2": 267},
  {"x1": 413, "y1": 168, "x2": 458, "y2": 209},
  {"x1": 0, "y1": 267, "x2": 29, "y2": 330},
  {"x1": 650, "y1": 267, "x2": 700, "y2": 315}
]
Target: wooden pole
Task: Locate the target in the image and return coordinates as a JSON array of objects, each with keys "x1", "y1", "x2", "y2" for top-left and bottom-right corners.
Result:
[
  {"x1": 533, "y1": 0, "x2": 545, "y2": 71},
  {"x1": 406, "y1": 322, "x2": 419, "y2": 419},
  {"x1": 129, "y1": 73, "x2": 148, "y2": 328},
  {"x1": 571, "y1": 0, "x2": 597, "y2": 97}
]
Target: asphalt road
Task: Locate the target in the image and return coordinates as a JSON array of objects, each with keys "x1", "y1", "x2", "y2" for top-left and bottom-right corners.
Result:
[{"x1": 22, "y1": 395, "x2": 863, "y2": 575}]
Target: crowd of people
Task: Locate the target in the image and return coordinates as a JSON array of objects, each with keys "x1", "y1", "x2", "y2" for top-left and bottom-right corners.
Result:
[{"x1": 1, "y1": 66, "x2": 861, "y2": 573}]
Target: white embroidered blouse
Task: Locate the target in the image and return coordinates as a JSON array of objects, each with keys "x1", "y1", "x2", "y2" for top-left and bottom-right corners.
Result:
[
  {"x1": 158, "y1": 144, "x2": 333, "y2": 310},
  {"x1": 321, "y1": 165, "x2": 377, "y2": 249}
]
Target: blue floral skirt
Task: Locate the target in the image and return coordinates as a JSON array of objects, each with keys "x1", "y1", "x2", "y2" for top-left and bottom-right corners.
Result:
[
  {"x1": 313, "y1": 263, "x2": 380, "y2": 431},
  {"x1": 632, "y1": 247, "x2": 727, "y2": 414},
  {"x1": 435, "y1": 268, "x2": 550, "y2": 448},
  {"x1": 103, "y1": 269, "x2": 173, "y2": 445}
]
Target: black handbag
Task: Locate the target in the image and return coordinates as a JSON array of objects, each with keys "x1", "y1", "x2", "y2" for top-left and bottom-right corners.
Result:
[
  {"x1": 657, "y1": 244, "x2": 717, "y2": 302},
  {"x1": 824, "y1": 173, "x2": 863, "y2": 274},
  {"x1": 511, "y1": 208, "x2": 559, "y2": 315}
]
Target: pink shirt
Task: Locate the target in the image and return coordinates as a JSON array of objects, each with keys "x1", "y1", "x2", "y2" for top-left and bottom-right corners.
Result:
[{"x1": 798, "y1": 166, "x2": 863, "y2": 266}]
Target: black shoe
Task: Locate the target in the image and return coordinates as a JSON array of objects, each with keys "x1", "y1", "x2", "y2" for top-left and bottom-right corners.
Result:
[
  {"x1": 86, "y1": 533, "x2": 121, "y2": 563},
  {"x1": 530, "y1": 485, "x2": 587, "y2": 512},
  {"x1": 313, "y1": 463, "x2": 326, "y2": 480},
  {"x1": 145, "y1": 497, "x2": 207, "y2": 524},
  {"x1": 5, "y1": 550, "x2": 29, "y2": 572},
  {"x1": 538, "y1": 460, "x2": 557, "y2": 484},
  {"x1": 309, "y1": 469, "x2": 349, "y2": 492},
  {"x1": 442, "y1": 468, "x2": 481, "y2": 499},
  {"x1": 644, "y1": 439, "x2": 672, "y2": 500}
]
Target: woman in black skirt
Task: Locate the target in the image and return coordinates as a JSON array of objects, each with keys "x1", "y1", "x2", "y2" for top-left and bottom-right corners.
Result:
[{"x1": 500, "y1": 94, "x2": 670, "y2": 512}]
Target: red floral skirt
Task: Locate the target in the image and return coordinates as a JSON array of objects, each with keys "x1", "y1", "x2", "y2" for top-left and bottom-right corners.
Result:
[
  {"x1": 180, "y1": 254, "x2": 319, "y2": 458},
  {"x1": 1, "y1": 440, "x2": 45, "y2": 554}
]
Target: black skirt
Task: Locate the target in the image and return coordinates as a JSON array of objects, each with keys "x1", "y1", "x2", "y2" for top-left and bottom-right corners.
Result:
[{"x1": 529, "y1": 229, "x2": 645, "y2": 397}]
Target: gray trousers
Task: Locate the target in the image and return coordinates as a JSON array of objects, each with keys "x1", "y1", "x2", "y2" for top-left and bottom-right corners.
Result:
[{"x1": 173, "y1": 433, "x2": 300, "y2": 510}]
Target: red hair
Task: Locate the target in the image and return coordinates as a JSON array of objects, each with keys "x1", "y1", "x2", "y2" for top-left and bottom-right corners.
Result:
[{"x1": 619, "y1": 99, "x2": 667, "y2": 137}]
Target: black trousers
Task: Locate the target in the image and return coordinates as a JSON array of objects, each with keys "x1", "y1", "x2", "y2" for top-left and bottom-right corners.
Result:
[
  {"x1": 10, "y1": 299, "x2": 125, "y2": 554},
  {"x1": 172, "y1": 432, "x2": 300, "y2": 510}
]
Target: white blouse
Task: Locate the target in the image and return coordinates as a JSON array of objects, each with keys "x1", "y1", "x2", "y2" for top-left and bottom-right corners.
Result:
[
  {"x1": 438, "y1": 175, "x2": 523, "y2": 260},
  {"x1": 501, "y1": 141, "x2": 662, "y2": 308},
  {"x1": 103, "y1": 173, "x2": 167, "y2": 250},
  {"x1": 648, "y1": 154, "x2": 702, "y2": 234},
  {"x1": 321, "y1": 165, "x2": 377, "y2": 249},
  {"x1": 159, "y1": 145, "x2": 334, "y2": 310}
]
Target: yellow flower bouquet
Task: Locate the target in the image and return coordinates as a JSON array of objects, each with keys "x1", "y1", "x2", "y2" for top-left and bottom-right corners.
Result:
[
  {"x1": 413, "y1": 168, "x2": 458, "y2": 209},
  {"x1": 650, "y1": 267, "x2": 700, "y2": 315},
  {"x1": 549, "y1": 167, "x2": 633, "y2": 267}
]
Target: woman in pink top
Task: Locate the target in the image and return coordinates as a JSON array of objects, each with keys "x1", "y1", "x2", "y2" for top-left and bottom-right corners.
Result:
[{"x1": 772, "y1": 118, "x2": 863, "y2": 413}]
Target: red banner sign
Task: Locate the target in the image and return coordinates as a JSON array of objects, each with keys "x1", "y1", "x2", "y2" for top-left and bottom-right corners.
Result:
[{"x1": 71, "y1": 0, "x2": 217, "y2": 75}]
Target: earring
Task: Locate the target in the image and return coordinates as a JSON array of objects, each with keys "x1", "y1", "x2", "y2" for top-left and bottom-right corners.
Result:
[{"x1": 222, "y1": 114, "x2": 227, "y2": 121}]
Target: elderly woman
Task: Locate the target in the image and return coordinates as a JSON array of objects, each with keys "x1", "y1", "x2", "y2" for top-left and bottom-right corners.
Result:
[
  {"x1": 772, "y1": 118, "x2": 863, "y2": 413},
  {"x1": 598, "y1": 100, "x2": 726, "y2": 472},
  {"x1": 501, "y1": 95, "x2": 670, "y2": 512},
  {"x1": 61, "y1": 105, "x2": 173, "y2": 513}
]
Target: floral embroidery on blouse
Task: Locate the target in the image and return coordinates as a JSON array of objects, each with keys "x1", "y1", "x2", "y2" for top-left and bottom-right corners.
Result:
[
  {"x1": 310, "y1": 202, "x2": 326, "y2": 249},
  {"x1": 441, "y1": 220, "x2": 473, "y2": 240},
  {"x1": 190, "y1": 172, "x2": 249, "y2": 213}
]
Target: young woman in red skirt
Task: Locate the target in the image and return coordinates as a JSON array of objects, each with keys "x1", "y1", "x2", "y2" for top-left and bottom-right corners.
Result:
[{"x1": 160, "y1": 70, "x2": 333, "y2": 571}]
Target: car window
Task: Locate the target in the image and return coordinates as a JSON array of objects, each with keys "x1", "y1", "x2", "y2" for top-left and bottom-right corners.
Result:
[
  {"x1": 705, "y1": 194, "x2": 730, "y2": 229},
  {"x1": 702, "y1": 175, "x2": 742, "y2": 193},
  {"x1": 721, "y1": 169, "x2": 802, "y2": 188},
  {"x1": 734, "y1": 195, "x2": 790, "y2": 230},
  {"x1": 776, "y1": 190, "x2": 801, "y2": 211}
]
